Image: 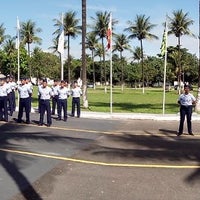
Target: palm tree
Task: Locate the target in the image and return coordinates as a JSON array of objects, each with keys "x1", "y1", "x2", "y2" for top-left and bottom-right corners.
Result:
[
  {"x1": 113, "y1": 33, "x2": 131, "y2": 91},
  {"x1": 53, "y1": 11, "x2": 81, "y2": 83},
  {"x1": 20, "y1": 20, "x2": 42, "y2": 77},
  {"x1": 3, "y1": 37, "x2": 16, "y2": 75},
  {"x1": 48, "y1": 38, "x2": 67, "y2": 54},
  {"x1": 82, "y1": 0, "x2": 88, "y2": 108},
  {"x1": 91, "y1": 11, "x2": 117, "y2": 88},
  {"x1": 20, "y1": 20, "x2": 42, "y2": 56},
  {"x1": 0, "y1": 23, "x2": 6, "y2": 46},
  {"x1": 168, "y1": 9, "x2": 195, "y2": 94},
  {"x1": 86, "y1": 32, "x2": 98, "y2": 89},
  {"x1": 132, "y1": 46, "x2": 142, "y2": 63},
  {"x1": 125, "y1": 14, "x2": 158, "y2": 93},
  {"x1": 95, "y1": 43, "x2": 104, "y2": 85}
]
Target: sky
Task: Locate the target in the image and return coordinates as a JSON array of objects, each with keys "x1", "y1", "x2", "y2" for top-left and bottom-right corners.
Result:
[{"x1": 0, "y1": 0, "x2": 198, "y2": 60}]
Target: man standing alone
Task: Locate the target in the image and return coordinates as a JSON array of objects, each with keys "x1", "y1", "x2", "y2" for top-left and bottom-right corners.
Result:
[{"x1": 177, "y1": 85, "x2": 196, "y2": 136}]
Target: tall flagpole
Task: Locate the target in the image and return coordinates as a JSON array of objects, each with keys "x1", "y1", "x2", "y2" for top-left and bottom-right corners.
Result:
[
  {"x1": 108, "y1": 13, "x2": 113, "y2": 115},
  {"x1": 16, "y1": 16, "x2": 20, "y2": 109},
  {"x1": 60, "y1": 13, "x2": 64, "y2": 80},
  {"x1": 162, "y1": 17, "x2": 168, "y2": 115}
]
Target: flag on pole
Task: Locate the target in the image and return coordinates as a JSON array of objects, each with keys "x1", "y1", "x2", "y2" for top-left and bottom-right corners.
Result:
[
  {"x1": 160, "y1": 23, "x2": 167, "y2": 56},
  {"x1": 57, "y1": 25, "x2": 64, "y2": 55},
  {"x1": 16, "y1": 17, "x2": 20, "y2": 49},
  {"x1": 106, "y1": 13, "x2": 112, "y2": 50}
]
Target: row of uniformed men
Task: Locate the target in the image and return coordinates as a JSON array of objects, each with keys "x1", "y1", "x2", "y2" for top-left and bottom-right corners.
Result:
[{"x1": 0, "y1": 77, "x2": 82, "y2": 127}]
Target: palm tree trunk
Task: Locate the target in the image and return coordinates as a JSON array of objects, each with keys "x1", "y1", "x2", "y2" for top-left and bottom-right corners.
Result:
[
  {"x1": 140, "y1": 39, "x2": 144, "y2": 94},
  {"x1": 195, "y1": 1, "x2": 200, "y2": 112},
  {"x1": 28, "y1": 43, "x2": 31, "y2": 77},
  {"x1": 120, "y1": 51, "x2": 124, "y2": 92},
  {"x1": 92, "y1": 49, "x2": 96, "y2": 89},
  {"x1": 178, "y1": 36, "x2": 181, "y2": 94},
  {"x1": 67, "y1": 35, "x2": 70, "y2": 83},
  {"x1": 102, "y1": 38, "x2": 107, "y2": 93},
  {"x1": 82, "y1": 0, "x2": 88, "y2": 108}
]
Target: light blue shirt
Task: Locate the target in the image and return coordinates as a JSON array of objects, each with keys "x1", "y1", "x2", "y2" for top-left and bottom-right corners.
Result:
[
  {"x1": 52, "y1": 85, "x2": 59, "y2": 96},
  {"x1": 18, "y1": 84, "x2": 32, "y2": 98},
  {"x1": 178, "y1": 93, "x2": 196, "y2": 106},
  {"x1": 57, "y1": 87, "x2": 70, "y2": 99},
  {"x1": 39, "y1": 86, "x2": 53, "y2": 100},
  {"x1": 71, "y1": 87, "x2": 82, "y2": 98},
  {"x1": 0, "y1": 83, "x2": 10, "y2": 97}
]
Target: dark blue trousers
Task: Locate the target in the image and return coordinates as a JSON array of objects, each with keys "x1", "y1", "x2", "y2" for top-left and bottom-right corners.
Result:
[
  {"x1": 39, "y1": 99, "x2": 52, "y2": 125},
  {"x1": 0, "y1": 96, "x2": 8, "y2": 121},
  {"x1": 57, "y1": 99, "x2": 67, "y2": 120},
  {"x1": 18, "y1": 97, "x2": 30, "y2": 123},
  {"x1": 71, "y1": 97, "x2": 80, "y2": 117},
  {"x1": 178, "y1": 105, "x2": 193, "y2": 134},
  {"x1": 52, "y1": 95, "x2": 58, "y2": 115}
]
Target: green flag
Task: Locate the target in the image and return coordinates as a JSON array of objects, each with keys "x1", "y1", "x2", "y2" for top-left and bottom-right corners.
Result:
[{"x1": 160, "y1": 24, "x2": 167, "y2": 56}]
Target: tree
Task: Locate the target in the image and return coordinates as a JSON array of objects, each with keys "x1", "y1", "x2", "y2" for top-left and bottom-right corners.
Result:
[
  {"x1": 3, "y1": 37, "x2": 16, "y2": 75},
  {"x1": 95, "y1": 43, "x2": 104, "y2": 85},
  {"x1": 53, "y1": 11, "x2": 81, "y2": 83},
  {"x1": 125, "y1": 14, "x2": 158, "y2": 93},
  {"x1": 20, "y1": 20, "x2": 42, "y2": 76},
  {"x1": 132, "y1": 46, "x2": 142, "y2": 63},
  {"x1": 91, "y1": 11, "x2": 117, "y2": 89},
  {"x1": 168, "y1": 9, "x2": 195, "y2": 94},
  {"x1": 86, "y1": 32, "x2": 98, "y2": 89},
  {"x1": 82, "y1": 0, "x2": 88, "y2": 108},
  {"x1": 0, "y1": 23, "x2": 6, "y2": 47},
  {"x1": 113, "y1": 33, "x2": 131, "y2": 91}
]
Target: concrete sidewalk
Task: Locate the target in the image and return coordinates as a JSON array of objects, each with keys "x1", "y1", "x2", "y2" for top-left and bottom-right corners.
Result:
[
  {"x1": 80, "y1": 111, "x2": 200, "y2": 121},
  {"x1": 16, "y1": 107, "x2": 200, "y2": 121}
]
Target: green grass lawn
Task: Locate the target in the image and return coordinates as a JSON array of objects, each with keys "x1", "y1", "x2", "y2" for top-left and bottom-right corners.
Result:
[{"x1": 29, "y1": 86, "x2": 197, "y2": 114}]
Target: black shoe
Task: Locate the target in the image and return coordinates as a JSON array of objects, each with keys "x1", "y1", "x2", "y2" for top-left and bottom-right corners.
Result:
[
  {"x1": 189, "y1": 133, "x2": 194, "y2": 136},
  {"x1": 177, "y1": 132, "x2": 182, "y2": 136},
  {"x1": 38, "y1": 123, "x2": 43, "y2": 126},
  {"x1": 47, "y1": 124, "x2": 51, "y2": 127},
  {"x1": 56, "y1": 118, "x2": 61, "y2": 121},
  {"x1": 26, "y1": 121, "x2": 30, "y2": 124}
]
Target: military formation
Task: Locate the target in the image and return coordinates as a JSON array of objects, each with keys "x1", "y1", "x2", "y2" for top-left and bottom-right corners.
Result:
[{"x1": 0, "y1": 75, "x2": 82, "y2": 127}]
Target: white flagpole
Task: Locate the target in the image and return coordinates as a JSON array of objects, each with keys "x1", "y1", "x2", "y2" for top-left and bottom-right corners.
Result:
[
  {"x1": 162, "y1": 18, "x2": 168, "y2": 115},
  {"x1": 17, "y1": 16, "x2": 20, "y2": 109},
  {"x1": 109, "y1": 13, "x2": 113, "y2": 115},
  {"x1": 60, "y1": 13, "x2": 64, "y2": 80}
]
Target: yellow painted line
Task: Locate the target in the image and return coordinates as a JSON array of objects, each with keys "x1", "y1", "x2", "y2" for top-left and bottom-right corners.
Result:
[{"x1": 0, "y1": 148, "x2": 199, "y2": 169}]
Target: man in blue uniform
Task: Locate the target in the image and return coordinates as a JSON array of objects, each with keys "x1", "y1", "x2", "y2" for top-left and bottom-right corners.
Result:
[
  {"x1": 71, "y1": 81, "x2": 82, "y2": 118},
  {"x1": 177, "y1": 85, "x2": 196, "y2": 136},
  {"x1": 0, "y1": 78, "x2": 10, "y2": 122},
  {"x1": 57, "y1": 80, "x2": 70, "y2": 121},
  {"x1": 17, "y1": 77, "x2": 32, "y2": 124},
  {"x1": 38, "y1": 79, "x2": 53, "y2": 127}
]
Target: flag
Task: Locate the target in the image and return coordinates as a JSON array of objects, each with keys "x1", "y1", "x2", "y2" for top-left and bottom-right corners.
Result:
[
  {"x1": 16, "y1": 17, "x2": 20, "y2": 49},
  {"x1": 160, "y1": 23, "x2": 167, "y2": 56},
  {"x1": 57, "y1": 26, "x2": 64, "y2": 55},
  {"x1": 106, "y1": 13, "x2": 112, "y2": 50}
]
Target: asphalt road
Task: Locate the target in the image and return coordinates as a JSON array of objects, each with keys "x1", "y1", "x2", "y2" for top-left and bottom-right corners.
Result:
[{"x1": 0, "y1": 112, "x2": 200, "y2": 200}]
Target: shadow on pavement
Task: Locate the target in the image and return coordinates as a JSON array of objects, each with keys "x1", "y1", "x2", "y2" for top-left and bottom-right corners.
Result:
[{"x1": 0, "y1": 121, "x2": 94, "y2": 200}]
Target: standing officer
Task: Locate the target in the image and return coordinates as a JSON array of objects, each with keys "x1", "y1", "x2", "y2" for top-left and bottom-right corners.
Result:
[
  {"x1": 51, "y1": 80, "x2": 59, "y2": 115},
  {"x1": 26, "y1": 78, "x2": 33, "y2": 113},
  {"x1": 177, "y1": 85, "x2": 196, "y2": 136},
  {"x1": 38, "y1": 79, "x2": 53, "y2": 127},
  {"x1": 8, "y1": 76, "x2": 17, "y2": 116},
  {"x1": 57, "y1": 80, "x2": 70, "y2": 121},
  {"x1": 0, "y1": 78, "x2": 10, "y2": 122},
  {"x1": 17, "y1": 77, "x2": 32, "y2": 124},
  {"x1": 71, "y1": 81, "x2": 82, "y2": 118}
]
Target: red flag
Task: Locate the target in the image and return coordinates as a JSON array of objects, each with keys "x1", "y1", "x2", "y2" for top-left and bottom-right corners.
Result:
[{"x1": 106, "y1": 14, "x2": 112, "y2": 50}]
